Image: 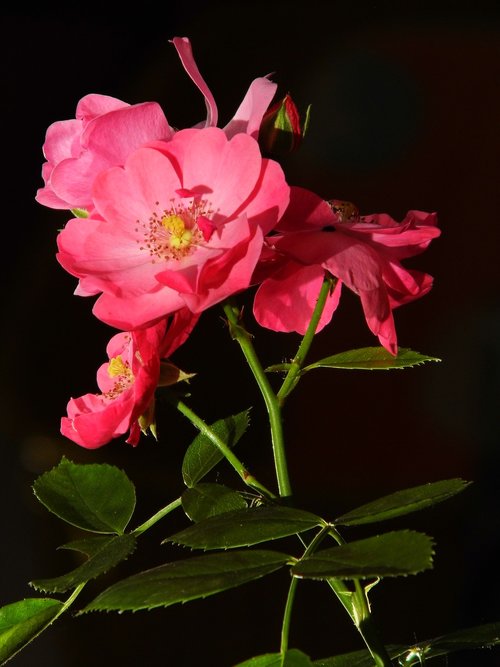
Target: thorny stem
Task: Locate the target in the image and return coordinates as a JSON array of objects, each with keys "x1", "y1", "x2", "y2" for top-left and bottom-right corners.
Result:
[
  {"x1": 168, "y1": 394, "x2": 276, "y2": 500},
  {"x1": 223, "y1": 301, "x2": 291, "y2": 498},
  {"x1": 133, "y1": 497, "x2": 183, "y2": 535},
  {"x1": 280, "y1": 524, "x2": 331, "y2": 656},
  {"x1": 328, "y1": 527, "x2": 392, "y2": 667},
  {"x1": 277, "y1": 274, "x2": 335, "y2": 406}
]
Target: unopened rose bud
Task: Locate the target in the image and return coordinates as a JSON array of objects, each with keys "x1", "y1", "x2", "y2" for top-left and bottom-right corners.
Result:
[
  {"x1": 158, "y1": 361, "x2": 196, "y2": 387},
  {"x1": 259, "y1": 94, "x2": 311, "y2": 156}
]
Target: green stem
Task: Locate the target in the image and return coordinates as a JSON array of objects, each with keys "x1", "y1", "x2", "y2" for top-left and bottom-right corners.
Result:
[
  {"x1": 277, "y1": 275, "x2": 334, "y2": 406},
  {"x1": 170, "y1": 394, "x2": 276, "y2": 499},
  {"x1": 328, "y1": 527, "x2": 392, "y2": 667},
  {"x1": 281, "y1": 525, "x2": 331, "y2": 656},
  {"x1": 223, "y1": 302, "x2": 291, "y2": 498},
  {"x1": 133, "y1": 497, "x2": 182, "y2": 535}
]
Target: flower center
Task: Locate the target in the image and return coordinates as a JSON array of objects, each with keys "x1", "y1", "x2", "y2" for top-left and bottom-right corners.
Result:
[
  {"x1": 162, "y1": 214, "x2": 193, "y2": 249},
  {"x1": 136, "y1": 198, "x2": 215, "y2": 263},
  {"x1": 104, "y1": 355, "x2": 135, "y2": 399}
]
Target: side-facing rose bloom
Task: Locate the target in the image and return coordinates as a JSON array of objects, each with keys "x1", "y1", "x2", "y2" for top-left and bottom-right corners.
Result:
[
  {"x1": 36, "y1": 94, "x2": 173, "y2": 211},
  {"x1": 36, "y1": 37, "x2": 277, "y2": 212},
  {"x1": 60, "y1": 309, "x2": 197, "y2": 449},
  {"x1": 57, "y1": 127, "x2": 290, "y2": 330},
  {"x1": 253, "y1": 188, "x2": 440, "y2": 355}
]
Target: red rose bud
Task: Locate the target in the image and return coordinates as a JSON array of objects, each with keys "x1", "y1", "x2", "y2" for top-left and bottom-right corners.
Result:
[{"x1": 260, "y1": 94, "x2": 311, "y2": 156}]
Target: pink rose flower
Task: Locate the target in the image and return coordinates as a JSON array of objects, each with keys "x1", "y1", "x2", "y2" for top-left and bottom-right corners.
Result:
[
  {"x1": 57, "y1": 127, "x2": 290, "y2": 330},
  {"x1": 36, "y1": 38, "x2": 277, "y2": 213},
  {"x1": 253, "y1": 187, "x2": 440, "y2": 355},
  {"x1": 36, "y1": 94, "x2": 173, "y2": 211},
  {"x1": 60, "y1": 309, "x2": 197, "y2": 449},
  {"x1": 60, "y1": 320, "x2": 166, "y2": 449}
]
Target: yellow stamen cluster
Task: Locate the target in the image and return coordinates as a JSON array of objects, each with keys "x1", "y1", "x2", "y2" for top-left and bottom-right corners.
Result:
[
  {"x1": 104, "y1": 355, "x2": 135, "y2": 399},
  {"x1": 162, "y1": 214, "x2": 193, "y2": 249},
  {"x1": 135, "y1": 198, "x2": 215, "y2": 263}
]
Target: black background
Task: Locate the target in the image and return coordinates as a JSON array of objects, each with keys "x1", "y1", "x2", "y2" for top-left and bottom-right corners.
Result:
[{"x1": 1, "y1": 4, "x2": 499, "y2": 665}]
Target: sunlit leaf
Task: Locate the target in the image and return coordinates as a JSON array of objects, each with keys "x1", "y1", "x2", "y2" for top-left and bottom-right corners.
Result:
[
  {"x1": 314, "y1": 623, "x2": 500, "y2": 665},
  {"x1": 236, "y1": 648, "x2": 314, "y2": 666},
  {"x1": 33, "y1": 458, "x2": 136, "y2": 534},
  {"x1": 182, "y1": 410, "x2": 250, "y2": 487},
  {"x1": 182, "y1": 483, "x2": 247, "y2": 522},
  {"x1": 397, "y1": 621, "x2": 500, "y2": 664},
  {"x1": 303, "y1": 347, "x2": 441, "y2": 372},
  {"x1": 293, "y1": 531, "x2": 434, "y2": 579},
  {"x1": 167, "y1": 505, "x2": 324, "y2": 550},
  {"x1": 30, "y1": 534, "x2": 136, "y2": 593},
  {"x1": 83, "y1": 550, "x2": 291, "y2": 612},
  {"x1": 0, "y1": 598, "x2": 62, "y2": 663},
  {"x1": 335, "y1": 479, "x2": 471, "y2": 526}
]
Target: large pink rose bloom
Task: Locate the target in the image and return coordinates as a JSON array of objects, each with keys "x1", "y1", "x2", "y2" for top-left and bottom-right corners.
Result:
[
  {"x1": 57, "y1": 127, "x2": 290, "y2": 329},
  {"x1": 253, "y1": 188, "x2": 440, "y2": 355},
  {"x1": 36, "y1": 94, "x2": 173, "y2": 211},
  {"x1": 60, "y1": 309, "x2": 197, "y2": 449},
  {"x1": 36, "y1": 37, "x2": 277, "y2": 212}
]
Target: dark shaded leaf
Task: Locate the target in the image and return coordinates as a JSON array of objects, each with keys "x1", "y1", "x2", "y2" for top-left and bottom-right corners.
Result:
[
  {"x1": 397, "y1": 621, "x2": 500, "y2": 664},
  {"x1": 167, "y1": 505, "x2": 324, "y2": 550},
  {"x1": 292, "y1": 531, "x2": 434, "y2": 579},
  {"x1": 0, "y1": 598, "x2": 62, "y2": 663},
  {"x1": 335, "y1": 479, "x2": 471, "y2": 526},
  {"x1": 182, "y1": 483, "x2": 247, "y2": 522},
  {"x1": 236, "y1": 648, "x2": 313, "y2": 666},
  {"x1": 303, "y1": 347, "x2": 441, "y2": 372},
  {"x1": 83, "y1": 550, "x2": 291, "y2": 612},
  {"x1": 314, "y1": 623, "x2": 500, "y2": 665},
  {"x1": 182, "y1": 410, "x2": 250, "y2": 487},
  {"x1": 30, "y1": 534, "x2": 136, "y2": 593},
  {"x1": 33, "y1": 458, "x2": 136, "y2": 534},
  {"x1": 312, "y1": 645, "x2": 404, "y2": 666}
]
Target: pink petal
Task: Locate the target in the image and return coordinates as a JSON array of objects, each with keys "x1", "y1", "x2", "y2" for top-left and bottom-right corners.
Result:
[
  {"x1": 224, "y1": 76, "x2": 278, "y2": 139},
  {"x1": 76, "y1": 93, "x2": 129, "y2": 121},
  {"x1": 253, "y1": 262, "x2": 341, "y2": 334},
  {"x1": 42, "y1": 119, "x2": 82, "y2": 163},
  {"x1": 171, "y1": 37, "x2": 218, "y2": 127},
  {"x1": 358, "y1": 288, "x2": 397, "y2": 355},
  {"x1": 160, "y1": 309, "x2": 200, "y2": 358},
  {"x1": 93, "y1": 146, "x2": 181, "y2": 226},
  {"x1": 92, "y1": 288, "x2": 184, "y2": 330},
  {"x1": 241, "y1": 158, "x2": 290, "y2": 234},
  {"x1": 178, "y1": 129, "x2": 262, "y2": 216},
  {"x1": 277, "y1": 186, "x2": 336, "y2": 233}
]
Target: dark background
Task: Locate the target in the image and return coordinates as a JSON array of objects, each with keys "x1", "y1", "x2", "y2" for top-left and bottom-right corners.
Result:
[{"x1": 1, "y1": 4, "x2": 499, "y2": 665}]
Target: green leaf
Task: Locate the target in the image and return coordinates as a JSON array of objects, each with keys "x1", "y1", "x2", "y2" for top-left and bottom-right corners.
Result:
[
  {"x1": 314, "y1": 623, "x2": 500, "y2": 665},
  {"x1": 312, "y1": 646, "x2": 404, "y2": 666},
  {"x1": 236, "y1": 649, "x2": 314, "y2": 666},
  {"x1": 32, "y1": 457, "x2": 136, "y2": 534},
  {"x1": 83, "y1": 550, "x2": 290, "y2": 612},
  {"x1": 166, "y1": 505, "x2": 324, "y2": 550},
  {"x1": 182, "y1": 483, "x2": 247, "y2": 522},
  {"x1": 30, "y1": 534, "x2": 136, "y2": 593},
  {"x1": 335, "y1": 479, "x2": 471, "y2": 526},
  {"x1": 303, "y1": 347, "x2": 441, "y2": 372},
  {"x1": 182, "y1": 410, "x2": 250, "y2": 487},
  {"x1": 396, "y1": 621, "x2": 500, "y2": 664},
  {"x1": 0, "y1": 598, "x2": 63, "y2": 663},
  {"x1": 292, "y1": 531, "x2": 434, "y2": 579}
]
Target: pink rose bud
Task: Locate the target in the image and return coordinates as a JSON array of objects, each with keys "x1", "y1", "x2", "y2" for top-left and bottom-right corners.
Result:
[{"x1": 259, "y1": 94, "x2": 310, "y2": 156}]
